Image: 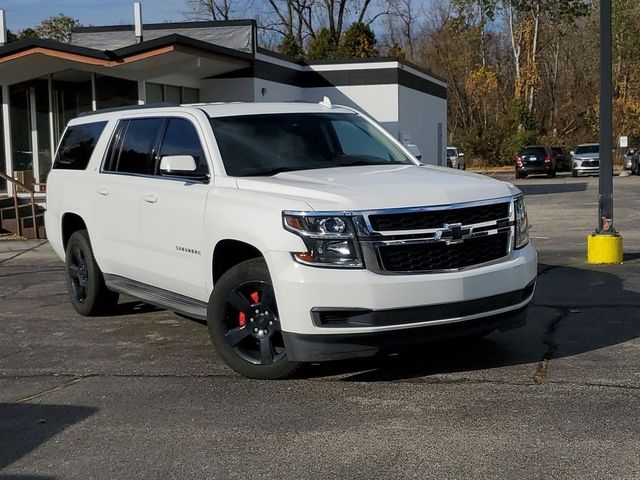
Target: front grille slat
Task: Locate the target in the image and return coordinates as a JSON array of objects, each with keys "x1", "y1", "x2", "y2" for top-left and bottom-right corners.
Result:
[
  {"x1": 378, "y1": 232, "x2": 510, "y2": 272},
  {"x1": 369, "y1": 202, "x2": 510, "y2": 232}
]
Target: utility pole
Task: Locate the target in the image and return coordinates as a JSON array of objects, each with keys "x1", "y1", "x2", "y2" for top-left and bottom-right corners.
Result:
[{"x1": 588, "y1": 0, "x2": 623, "y2": 264}]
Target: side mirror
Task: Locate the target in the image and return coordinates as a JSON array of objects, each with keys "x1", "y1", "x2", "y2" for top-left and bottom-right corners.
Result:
[
  {"x1": 405, "y1": 144, "x2": 422, "y2": 161},
  {"x1": 160, "y1": 155, "x2": 197, "y2": 175},
  {"x1": 570, "y1": 151, "x2": 575, "y2": 156},
  {"x1": 458, "y1": 152, "x2": 465, "y2": 157}
]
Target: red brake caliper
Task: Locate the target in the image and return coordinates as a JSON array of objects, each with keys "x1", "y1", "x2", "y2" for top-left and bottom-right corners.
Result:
[{"x1": 239, "y1": 292, "x2": 259, "y2": 327}]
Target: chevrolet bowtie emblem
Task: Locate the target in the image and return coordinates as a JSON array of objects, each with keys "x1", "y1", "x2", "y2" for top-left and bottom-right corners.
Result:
[{"x1": 434, "y1": 223, "x2": 470, "y2": 245}]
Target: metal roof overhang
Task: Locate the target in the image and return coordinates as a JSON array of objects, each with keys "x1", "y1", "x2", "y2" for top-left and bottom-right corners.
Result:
[{"x1": 0, "y1": 34, "x2": 252, "y2": 85}]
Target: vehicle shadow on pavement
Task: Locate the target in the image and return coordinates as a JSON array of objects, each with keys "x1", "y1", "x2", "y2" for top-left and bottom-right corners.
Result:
[
  {"x1": 0, "y1": 403, "x2": 96, "y2": 476},
  {"x1": 110, "y1": 300, "x2": 163, "y2": 317},
  {"x1": 302, "y1": 263, "x2": 640, "y2": 382},
  {"x1": 518, "y1": 183, "x2": 588, "y2": 196}
]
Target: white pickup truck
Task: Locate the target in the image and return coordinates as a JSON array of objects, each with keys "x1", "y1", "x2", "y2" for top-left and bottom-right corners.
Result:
[{"x1": 45, "y1": 101, "x2": 537, "y2": 379}]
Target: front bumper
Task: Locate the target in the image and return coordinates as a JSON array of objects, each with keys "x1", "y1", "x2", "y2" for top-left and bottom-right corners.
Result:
[
  {"x1": 266, "y1": 242, "x2": 537, "y2": 345},
  {"x1": 573, "y1": 165, "x2": 600, "y2": 175},
  {"x1": 284, "y1": 304, "x2": 529, "y2": 362}
]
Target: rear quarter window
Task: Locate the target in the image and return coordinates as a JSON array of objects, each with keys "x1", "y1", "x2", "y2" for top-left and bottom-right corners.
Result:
[{"x1": 53, "y1": 121, "x2": 108, "y2": 170}]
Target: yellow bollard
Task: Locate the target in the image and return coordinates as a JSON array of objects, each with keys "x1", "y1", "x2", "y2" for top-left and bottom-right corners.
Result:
[{"x1": 587, "y1": 233, "x2": 623, "y2": 264}]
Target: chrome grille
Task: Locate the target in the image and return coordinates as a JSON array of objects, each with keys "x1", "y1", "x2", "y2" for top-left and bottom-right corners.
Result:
[
  {"x1": 369, "y1": 202, "x2": 510, "y2": 232},
  {"x1": 378, "y1": 233, "x2": 510, "y2": 272},
  {"x1": 581, "y1": 160, "x2": 599, "y2": 167},
  {"x1": 358, "y1": 200, "x2": 514, "y2": 274}
]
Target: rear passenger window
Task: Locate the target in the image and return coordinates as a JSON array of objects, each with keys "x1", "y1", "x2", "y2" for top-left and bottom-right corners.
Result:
[
  {"x1": 53, "y1": 122, "x2": 107, "y2": 170},
  {"x1": 113, "y1": 118, "x2": 164, "y2": 175},
  {"x1": 159, "y1": 118, "x2": 209, "y2": 176}
]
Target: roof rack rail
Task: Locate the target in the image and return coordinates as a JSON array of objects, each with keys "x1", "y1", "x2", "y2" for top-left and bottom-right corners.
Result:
[{"x1": 78, "y1": 102, "x2": 179, "y2": 117}]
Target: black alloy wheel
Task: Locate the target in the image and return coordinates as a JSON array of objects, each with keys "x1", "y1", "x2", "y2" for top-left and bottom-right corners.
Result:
[
  {"x1": 221, "y1": 281, "x2": 286, "y2": 366},
  {"x1": 207, "y1": 258, "x2": 301, "y2": 379},
  {"x1": 64, "y1": 230, "x2": 119, "y2": 316},
  {"x1": 68, "y1": 244, "x2": 89, "y2": 305}
]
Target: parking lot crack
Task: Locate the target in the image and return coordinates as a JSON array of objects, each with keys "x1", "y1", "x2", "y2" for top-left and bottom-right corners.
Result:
[
  {"x1": 0, "y1": 241, "x2": 48, "y2": 266},
  {"x1": 533, "y1": 308, "x2": 569, "y2": 384},
  {"x1": 8, "y1": 376, "x2": 85, "y2": 405}
]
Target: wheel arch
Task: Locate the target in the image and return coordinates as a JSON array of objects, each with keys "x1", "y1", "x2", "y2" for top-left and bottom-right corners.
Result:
[
  {"x1": 212, "y1": 239, "x2": 264, "y2": 285},
  {"x1": 61, "y1": 212, "x2": 88, "y2": 251}
]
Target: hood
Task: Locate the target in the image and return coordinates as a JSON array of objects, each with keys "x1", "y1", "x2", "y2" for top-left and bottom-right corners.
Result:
[
  {"x1": 235, "y1": 164, "x2": 517, "y2": 211},
  {"x1": 574, "y1": 153, "x2": 600, "y2": 160}
]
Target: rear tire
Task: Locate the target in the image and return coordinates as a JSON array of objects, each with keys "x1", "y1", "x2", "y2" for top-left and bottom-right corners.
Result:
[
  {"x1": 207, "y1": 258, "x2": 302, "y2": 379},
  {"x1": 65, "y1": 230, "x2": 119, "y2": 316}
]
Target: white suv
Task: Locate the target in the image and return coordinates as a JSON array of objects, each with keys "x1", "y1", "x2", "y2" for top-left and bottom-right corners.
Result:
[{"x1": 45, "y1": 101, "x2": 537, "y2": 379}]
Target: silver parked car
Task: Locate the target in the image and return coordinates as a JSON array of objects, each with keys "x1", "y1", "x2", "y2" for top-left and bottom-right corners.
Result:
[
  {"x1": 623, "y1": 148, "x2": 636, "y2": 170},
  {"x1": 571, "y1": 144, "x2": 600, "y2": 177},
  {"x1": 447, "y1": 146, "x2": 466, "y2": 169}
]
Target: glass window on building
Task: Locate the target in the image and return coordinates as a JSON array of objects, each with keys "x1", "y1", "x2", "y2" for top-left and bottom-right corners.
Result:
[
  {"x1": 145, "y1": 83, "x2": 200, "y2": 105},
  {"x1": 165, "y1": 85, "x2": 181, "y2": 105},
  {"x1": 183, "y1": 88, "x2": 199, "y2": 104},
  {"x1": 0, "y1": 88, "x2": 5, "y2": 194},
  {"x1": 10, "y1": 83, "x2": 34, "y2": 186},
  {"x1": 8, "y1": 80, "x2": 53, "y2": 187},
  {"x1": 34, "y1": 80, "x2": 52, "y2": 183},
  {"x1": 146, "y1": 83, "x2": 164, "y2": 104},
  {"x1": 52, "y1": 72, "x2": 92, "y2": 146},
  {"x1": 96, "y1": 75, "x2": 137, "y2": 110}
]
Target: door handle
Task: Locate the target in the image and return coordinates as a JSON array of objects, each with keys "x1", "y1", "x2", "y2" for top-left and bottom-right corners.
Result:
[
  {"x1": 97, "y1": 187, "x2": 109, "y2": 196},
  {"x1": 143, "y1": 194, "x2": 158, "y2": 204}
]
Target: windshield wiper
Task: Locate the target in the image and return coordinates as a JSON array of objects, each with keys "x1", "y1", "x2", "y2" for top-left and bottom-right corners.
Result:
[
  {"x1": 247, "y1": 166, "x2": 310, "y2": 176},
  {"x1": 332, "y1": 154, "x2": 408, "y2": 168}
]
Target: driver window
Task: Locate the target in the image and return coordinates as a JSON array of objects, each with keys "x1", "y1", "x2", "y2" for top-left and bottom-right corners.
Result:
[{"x1": 159, "y1": 118, "x2": 209, "y2": 177}]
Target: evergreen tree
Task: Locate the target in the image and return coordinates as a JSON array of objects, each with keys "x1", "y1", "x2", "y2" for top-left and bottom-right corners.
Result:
[
  {"x1": 278, "y1": 33, "x2": 305, "y2": 61},
  {"x1": 307, "y1": 28, "x2": 339, "y2": 60},
  {"x1": 338, "y1": 22, "x2": 378, "y2": 59}
]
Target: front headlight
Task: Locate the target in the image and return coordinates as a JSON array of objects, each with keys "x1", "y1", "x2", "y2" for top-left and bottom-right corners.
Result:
[
  {"x1": 283, "y1": 213, "x2": 364, "y2": 268},
  {"x1": 514, "y1": 196, "x2": 529, "y2": 249}
]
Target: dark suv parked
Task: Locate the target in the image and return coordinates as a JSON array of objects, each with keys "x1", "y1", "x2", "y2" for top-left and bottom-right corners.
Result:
[
  {"x1": 515, "y1": 145, "x2": 556, "y2": 179},
  {"x1": 551, "y1": 147, "x2": 568, "y2": 171}
]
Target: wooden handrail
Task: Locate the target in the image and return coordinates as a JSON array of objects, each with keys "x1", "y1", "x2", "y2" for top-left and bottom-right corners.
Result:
[{"x1": 0, "y1": 171, "x2": 40, "y2": 239}]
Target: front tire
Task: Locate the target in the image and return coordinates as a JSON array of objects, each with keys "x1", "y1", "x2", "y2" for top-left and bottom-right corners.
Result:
[
  {"x1": 65, "y1": 230, "x2": 119, "y2": 316},
  {"x1": 207, "y1": 258, "x2": 302, "y2": 379}
]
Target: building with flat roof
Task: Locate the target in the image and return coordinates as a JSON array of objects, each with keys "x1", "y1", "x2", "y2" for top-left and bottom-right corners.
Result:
[{"x1": 0, "y1": 6, "x2": 447, "y2": 196}]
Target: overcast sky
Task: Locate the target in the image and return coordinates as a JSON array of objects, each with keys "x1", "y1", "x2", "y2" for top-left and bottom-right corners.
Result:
[{"x1": 1, "y1": 0, "x2": 188, "y2": 30}]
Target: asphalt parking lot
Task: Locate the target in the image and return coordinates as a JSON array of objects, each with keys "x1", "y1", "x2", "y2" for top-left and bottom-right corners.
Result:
[{"x1": 2, "y1": 172, "x2": 640, "y2": 479}]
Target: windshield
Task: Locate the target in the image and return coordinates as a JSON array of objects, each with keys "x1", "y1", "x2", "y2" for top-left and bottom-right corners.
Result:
[
  {"x1": 447, "y1": 148, "x2": 456, "y2": 157},
  {"x1": 210, "y1": 112, "x2": 413, "y2": 176},
  {"x1": 575, "y1": 145, "x2": 599, "y2": 155}
]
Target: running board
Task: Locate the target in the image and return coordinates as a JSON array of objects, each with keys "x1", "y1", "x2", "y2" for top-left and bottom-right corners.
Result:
[{"x1": 103, "y1": 274, "x2": 208, "y2": 321}]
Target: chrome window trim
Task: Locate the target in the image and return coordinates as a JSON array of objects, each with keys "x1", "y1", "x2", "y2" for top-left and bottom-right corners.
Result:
[{"x1": 98, "y1": 116, "x2": 212, "y2": 184}]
